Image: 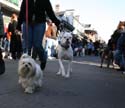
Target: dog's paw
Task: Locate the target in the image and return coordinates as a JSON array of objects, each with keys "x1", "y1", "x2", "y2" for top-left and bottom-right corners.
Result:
[
  {"x1": 25, "y1": 87, "x2": 34, "y2": 94},
  {"x1": 61, "y1": 70, "x2": 66, "y2": 77},
  {"x1": 36, "y1": 80, "x2": 43, "y2": 87},
  {"x1": 100, "y1": 65, "x2": 102, "y2": 68},
  {"x1": 18, "y1": 79, "x2": 21, "y2": 84},
  {"x1": 65, "y1": 74, "x2": 70, "y2": 78},
  {"x1": 62, "y1": 73, "x2": 66, "y2": 77},
  {"x1": 56, "y1": 71, "x2": 61, "y2": 75}
]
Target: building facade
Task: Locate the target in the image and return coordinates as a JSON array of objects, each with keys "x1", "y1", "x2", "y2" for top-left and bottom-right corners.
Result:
[
  {"x1": 0, "y1": 0, "x2": 21, "y2": 28},
  {"x1": 0, "y1": 1, "x2": 101, "y2": 42}
]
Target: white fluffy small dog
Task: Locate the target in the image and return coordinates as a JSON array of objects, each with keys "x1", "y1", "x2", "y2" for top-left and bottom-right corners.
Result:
[
  {"x1": 57, "y1": 31, "x2": 73, "y2": 78},
  {"x1": 18, "y1": 54, "x2": 43, "y2": 94}
]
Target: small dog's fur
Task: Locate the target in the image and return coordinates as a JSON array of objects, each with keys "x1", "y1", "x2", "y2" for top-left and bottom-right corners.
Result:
[
  {"x1": 57, "y1": 31, "x2": 73, "y2": 78},
  {"x1": 100, "y1": 47, "x2": 114, "y2": 68},
  {"x1": 18, "y1": 54, "x2": 43, "y2": 93}
]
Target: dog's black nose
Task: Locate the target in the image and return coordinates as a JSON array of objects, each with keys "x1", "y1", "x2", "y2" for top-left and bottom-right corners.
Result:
[
  {"x1": 66, "y1": 39, "x2": 70, "y2": 44},
  {"x1": 25, "y1": 64, "x2": 28, "y2": 67}
]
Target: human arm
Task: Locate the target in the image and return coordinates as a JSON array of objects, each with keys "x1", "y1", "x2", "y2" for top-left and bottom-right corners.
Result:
[
  {"x1": 45, "y1": 0, "x2": 60, "y2": 28},
  {"x1": 16, "y1": 0, "x2": 25, "y2": 31}
]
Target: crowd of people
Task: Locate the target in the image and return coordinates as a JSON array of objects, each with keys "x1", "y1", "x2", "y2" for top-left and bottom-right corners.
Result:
[
  {"x1": 72, "y1": 35, "x2": 104, "y2": 57},
  {"x1": 0, "y1": 13, "x2": 105, "y2": 62}
]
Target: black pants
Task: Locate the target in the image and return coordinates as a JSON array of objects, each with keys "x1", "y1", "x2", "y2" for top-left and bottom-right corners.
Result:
[{"x1": 0, "y1": 48, "x2": 5, "y2": 75}]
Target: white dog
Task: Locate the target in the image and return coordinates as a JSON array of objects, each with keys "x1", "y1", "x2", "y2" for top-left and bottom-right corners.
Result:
[
  {"x1": 18, "y1": 54, "x2": 43, "y2": 94},
  {"x1": 57, "y1": 31, "x2": 73, "y2": 78}
]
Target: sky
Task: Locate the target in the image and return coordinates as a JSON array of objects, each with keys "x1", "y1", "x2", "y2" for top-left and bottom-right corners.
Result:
[{"x1": 50, "y1": 0, "x2": 125, "y2": 43}]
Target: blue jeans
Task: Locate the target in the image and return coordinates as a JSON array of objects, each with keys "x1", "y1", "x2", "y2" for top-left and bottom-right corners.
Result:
[
  {"x1": 22, "y1": 22, "x2": 47, "y2": 62},
  {"x1": 114, "y1": 50, "x2": 125, "y2": 68},
  {"x1": 4, "y1": 39, "x2": 10, "y2": 52}
]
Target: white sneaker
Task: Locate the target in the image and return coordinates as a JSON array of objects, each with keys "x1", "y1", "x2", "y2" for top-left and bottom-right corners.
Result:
[
  {"x1": 48, "y1": 56, "x2": 56, "y2": 60},
  {"x1": 123, "y1": 71, "x2": 125, "y2": 74},
  {"x1": 48, "y1": 56, "x2": 53, "y2": 60},
  {"x1": 8, "y1": 56, "x2": 12, "y2": 60}
]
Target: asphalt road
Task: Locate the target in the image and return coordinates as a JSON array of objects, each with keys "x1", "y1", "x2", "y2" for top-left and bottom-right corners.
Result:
[{"x1": 0, "y1": 56, "x2": 125, "y2": 108}]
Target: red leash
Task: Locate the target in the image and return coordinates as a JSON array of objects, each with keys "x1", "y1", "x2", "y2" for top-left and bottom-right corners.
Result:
[{"x1": 26, "y1": 0, "x2": 28, "y2": 50}]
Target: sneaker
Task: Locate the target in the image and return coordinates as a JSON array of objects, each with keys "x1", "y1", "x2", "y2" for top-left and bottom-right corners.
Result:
[
  {"x1": 123, "y1": 71, "x2": 125, "y2": 74},
  {"x1": 8, "y1": 56, "x2": 12, "y2": 60},
  {"x1": 48, "y1": 56, "x2": 53, "y2": 60}
]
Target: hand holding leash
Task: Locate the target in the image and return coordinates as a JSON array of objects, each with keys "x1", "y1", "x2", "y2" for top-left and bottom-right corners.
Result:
[
  {"x1": 58, "y1": 22, "x2": 64, "y2": 31},
  {"x1": 15, "y1": 29, "x2": 22, "y2": 36}
]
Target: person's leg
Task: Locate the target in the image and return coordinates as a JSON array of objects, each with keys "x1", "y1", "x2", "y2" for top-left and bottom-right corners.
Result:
[
  {"x1": 4, "y1": 39, "x2": 8, "y2": 58},
  {"x1": 16, "y1": 35, "x2": 22, "y2": 59},
  {"x1": 122, "y1": 54, "x2": 125, "y2": 74},
  {"x1": 121, "y1": 54, "x2": 125, "y2": 71},
  {"x1": 10, "y1": 37, "x2": 16, "y2": 60},
  {"x1": 32, "y1": 47, "x2": 38, "y2": 60},
  {"x1": 45, "y1": 38, "x2": 49, "y2": 57},
  {"x1": 22, "y1": 23, "x2": 27, "y2": 54},
  {"x1": 22, "y1": 23, "x2": 33, "y2": 55},
  {"x1": 47, "y1": 38, "x2": 53, "y2": 57},
  {"x1": 33, "y1": 23, "x2": 47, "y2": 70},
  {"x1": 51, "y1": 39, "x2": 56, "y2": 57}
]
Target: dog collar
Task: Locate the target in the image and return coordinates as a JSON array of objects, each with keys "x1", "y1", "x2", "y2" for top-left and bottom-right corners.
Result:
[{"x1": 59, "y1": 42, "x2": 70, "y2": 50}]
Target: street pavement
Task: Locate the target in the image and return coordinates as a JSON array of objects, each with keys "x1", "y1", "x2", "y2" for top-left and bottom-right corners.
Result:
[{"x1": 0, "y1": 56, "x2": 125, "y2": 108}]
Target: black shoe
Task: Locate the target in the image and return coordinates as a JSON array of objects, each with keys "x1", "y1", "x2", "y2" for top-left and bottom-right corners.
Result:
[
  {"x1": 40, "y1": 51, "x2": 47, "y2": 71},
  {"x1": 17, "y1": 53, "x2": 22, "y2": 59},
  {"x1": 116, "y1": 68, "x2": 124, "y2": 71},
  {"x1": 40, "y1": 61, "x2": 46, "y2": 71},
  {"x1": 12, "y1": 54, "x2": 16, "y2": 60}
]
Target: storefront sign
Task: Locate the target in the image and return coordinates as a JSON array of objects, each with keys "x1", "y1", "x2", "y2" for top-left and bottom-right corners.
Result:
[{"x1": 5, "y1": 0, "x2": 19, "y2": 6}]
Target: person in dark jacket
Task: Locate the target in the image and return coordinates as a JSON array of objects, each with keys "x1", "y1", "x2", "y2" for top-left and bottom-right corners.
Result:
[
  {"x1": 111, "y1": 21, "x2": 125, "y2": 50},
  {"x1": 0, "y1": 8, "x2": 4, "y2": 39},
  {"x1": 16, "y1": 0, "x2": 60, "y2": 71},
  {"x1": 0, "y1": 8, "x2": 5, "y2": 75},
  {"x1": 114, "y1": 21, "x2": 125, "y2": 71},
  {"x1": 8, "y1": 13, "x2": 22, "y2": 59}
]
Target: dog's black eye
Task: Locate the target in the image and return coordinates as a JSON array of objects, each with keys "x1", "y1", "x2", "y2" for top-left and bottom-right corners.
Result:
[{"x1": 28, "y1": 63, "x2": 32, "y2": 66}]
